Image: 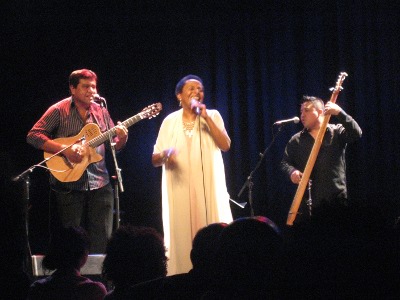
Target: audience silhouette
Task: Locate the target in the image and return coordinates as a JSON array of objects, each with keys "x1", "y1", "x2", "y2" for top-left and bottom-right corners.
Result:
[
  {"x1": 282, "y1": 202, "x2": 400, "y2": 298},
  {"x1": 102, "y1": 225, "x2": 168, "y2": 299},
  {"x1": 123, "y1": 222, "x2": 228, "y2": 299},
  {"x1": 203, "y1": 216, "x2": 284, "y2": 299},
  {"x1": 27, "y1": 226, "x2": 107, "y2": 300}
]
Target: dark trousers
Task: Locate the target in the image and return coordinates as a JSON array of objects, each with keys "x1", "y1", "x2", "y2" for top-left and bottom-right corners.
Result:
[{"x1": 52, "y1": 183, "x2": 114, "y2": 254}]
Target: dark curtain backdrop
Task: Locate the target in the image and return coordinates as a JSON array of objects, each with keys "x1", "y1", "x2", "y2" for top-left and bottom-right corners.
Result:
[{"x1": 1, "y1": 1, "x2": 399, "y2": 254}]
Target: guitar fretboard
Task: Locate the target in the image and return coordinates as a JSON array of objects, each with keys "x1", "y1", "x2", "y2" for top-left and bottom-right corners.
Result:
[{"x1": 88, "y1": 113, "x2": 145, "y2": 148}]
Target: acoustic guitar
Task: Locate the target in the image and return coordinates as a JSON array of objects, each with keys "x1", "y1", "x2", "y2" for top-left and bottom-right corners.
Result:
[{"x1": 44, "y1": 102, "x2": 162, "y2": 182}]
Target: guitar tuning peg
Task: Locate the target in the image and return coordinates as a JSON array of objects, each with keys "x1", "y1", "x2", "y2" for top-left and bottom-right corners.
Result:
[{"x1": 329, "y1": 86, "x2": 344, "y2": 91}]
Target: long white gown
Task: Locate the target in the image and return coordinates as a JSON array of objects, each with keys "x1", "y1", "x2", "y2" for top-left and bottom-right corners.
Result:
[{"x1": 153, "y1": 108, "x2": 233, "y2": 275}]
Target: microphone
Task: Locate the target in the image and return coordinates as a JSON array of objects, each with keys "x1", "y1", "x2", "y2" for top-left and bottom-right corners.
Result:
[
  {"x1": 93, "y1": 94, "x2": 106, "y2": 104},
  {"x1": 190, "y1": 98, "x2": 201, "y2": 115},
  {"x1": 273, "y1": 116, "x2": 300, "y2": 125}
]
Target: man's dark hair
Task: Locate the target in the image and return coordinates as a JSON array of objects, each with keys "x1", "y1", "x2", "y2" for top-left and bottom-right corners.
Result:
[
  {"x1": 68, "y1": 69, "x2": 97, "y2": 88},
  {"x1": 302, "y1": 95, "x2": 324, "y2": 110}
]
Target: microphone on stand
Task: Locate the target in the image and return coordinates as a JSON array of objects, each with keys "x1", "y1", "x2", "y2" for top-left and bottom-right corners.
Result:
[
  {"x1": 93, "y1": 94, "x2": 106, "y2": 106},
  {"x1": 190, "y1": 99, "x2": 201, "y2": 115},
  {"x1": 273, "y1": 116, "x2": 300, "y2": 126}
]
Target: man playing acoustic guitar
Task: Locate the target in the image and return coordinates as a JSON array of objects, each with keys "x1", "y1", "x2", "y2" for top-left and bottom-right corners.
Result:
[{"x1": 27, "y1": 69, "x2": 128, "y2": 253}]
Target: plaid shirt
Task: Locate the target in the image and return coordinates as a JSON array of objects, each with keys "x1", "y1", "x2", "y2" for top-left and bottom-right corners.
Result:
[{"x1": 27, "y1": 97, "x2": 115, "y2": 191}]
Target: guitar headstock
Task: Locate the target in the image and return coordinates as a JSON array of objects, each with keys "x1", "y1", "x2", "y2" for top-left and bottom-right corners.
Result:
[
  {"x1": 327, "y1": 72, "x2": 348, "y2": 104},
  {"x1": 141, "y1": 102, "x2": 162, "y2": 119},
  {"x1": 330, "y1": 72, "x2": 348, "y2": 93}
]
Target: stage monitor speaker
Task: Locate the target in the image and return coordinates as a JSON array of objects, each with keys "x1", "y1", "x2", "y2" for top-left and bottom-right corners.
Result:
[{"x1": 31, "y1": 254, "x2": 105, "y2": 276}]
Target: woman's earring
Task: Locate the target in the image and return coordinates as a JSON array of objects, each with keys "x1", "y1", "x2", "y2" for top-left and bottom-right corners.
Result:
[{"x1": 178, "y1": 99, "x2": 182, "y2": 107}]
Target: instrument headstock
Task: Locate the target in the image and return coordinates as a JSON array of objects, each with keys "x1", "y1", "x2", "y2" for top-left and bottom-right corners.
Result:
[
  {"x1": 330, "y1": 72, "x2": 348, "y2": 94},
  {"x1": 141, "y1": 102, "x2": 162, "y2": 119}
]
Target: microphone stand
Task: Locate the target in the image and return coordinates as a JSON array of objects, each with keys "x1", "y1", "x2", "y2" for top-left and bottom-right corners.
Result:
[
  {"x1": 237, "y1": 124, "x2": 286, "y2": 217},
  {"x1": 99, "y1": 100, "x2": 124, "y2": 229},
  {"x1": 12, "y1": 137, "x2": 85, "y2": 275},
  {"x1": 11, "y1": 168, "x2": 33, "y2": 277},
  {"x1": 112, "y1": 175, "x2": 120, "y2": 229},
  {"x1": 306, "y1": 179, "x2": 313, "y2": 216}
]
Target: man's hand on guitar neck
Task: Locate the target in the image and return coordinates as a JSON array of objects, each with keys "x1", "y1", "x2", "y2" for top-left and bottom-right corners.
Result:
[
  {"x1": 290, "y1": 170, "x2": 303, "y2": 184},
  {"x1": 324, "y1": 101, "x2": 342, "y2": 116},
  {"x1": 114, "y1": 121, "x2": 128, "y2": 150}
]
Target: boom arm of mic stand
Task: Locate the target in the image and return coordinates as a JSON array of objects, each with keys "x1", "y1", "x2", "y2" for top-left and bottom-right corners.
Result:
[
  {"x1": 12, "y1": 136, "x2": 85, "y2": 182},
  {"x1": 237, "y1": 126, "x2": 285, "y2": 217},
  {"x1": 11, "y1": 136, "x2": 84, "y2": 276}
]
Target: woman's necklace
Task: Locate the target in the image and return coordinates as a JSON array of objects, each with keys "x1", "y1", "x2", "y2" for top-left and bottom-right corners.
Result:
[{"x1": 182, "y1": 120, "x2": 195, "y2": 138}]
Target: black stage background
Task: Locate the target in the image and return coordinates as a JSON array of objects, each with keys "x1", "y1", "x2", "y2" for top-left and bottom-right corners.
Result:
[{"x1": 1, "y1": 1, "x2": 399, "y2": 255}]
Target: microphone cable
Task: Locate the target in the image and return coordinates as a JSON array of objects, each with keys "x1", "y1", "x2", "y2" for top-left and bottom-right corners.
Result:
[{"x1": 197, "y1": 115, "x2": 209, "y2": 225}]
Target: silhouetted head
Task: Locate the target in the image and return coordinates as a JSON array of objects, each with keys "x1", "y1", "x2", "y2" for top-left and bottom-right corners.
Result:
[
  {"x1": 213, "y1": 216, "x2": 283, "y2": 290},
  {"x1": 102, "y1": 225, "x2": 167, "y2": 288},
  {"x1": 42, "y1": 226, "x2": 90, "y2": 271},
  {"x1": 190, "y1": 222, "x2": 228, "y2": 272}
]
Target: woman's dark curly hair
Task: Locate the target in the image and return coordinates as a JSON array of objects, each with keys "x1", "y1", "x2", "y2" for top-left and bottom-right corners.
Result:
[{"x1": 102, "y1": 225, "x2": 167, "y2": 287}]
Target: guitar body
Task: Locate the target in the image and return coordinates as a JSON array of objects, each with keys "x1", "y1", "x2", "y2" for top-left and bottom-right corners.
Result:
[
  {"x1": 43, "y1": 102, "x2": 162, "y2": 182},
  {"x1": 44, "y1": 123, "x2": 103, "y2": 182}
]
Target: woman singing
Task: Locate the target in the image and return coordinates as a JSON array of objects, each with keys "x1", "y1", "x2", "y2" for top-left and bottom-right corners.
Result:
[{"x1": 152, "y1": 75, "x2": 233, "y2": 275}]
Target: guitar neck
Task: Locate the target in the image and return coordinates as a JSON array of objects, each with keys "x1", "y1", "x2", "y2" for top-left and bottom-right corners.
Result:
[
  {"x1": 88, "y1": 113, "x2": 143, "y2": 148},
  {"x1": 286, "y1": 114, "x2": 331, "y2": 225}
]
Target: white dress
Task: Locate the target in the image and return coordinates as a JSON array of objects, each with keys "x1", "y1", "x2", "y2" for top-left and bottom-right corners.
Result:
[{"x1": 153, "y1": 108, "x2": 233, "y2": 275}]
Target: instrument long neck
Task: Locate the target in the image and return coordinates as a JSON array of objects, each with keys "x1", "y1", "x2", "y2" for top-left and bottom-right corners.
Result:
[{"x1": 88, "y1": 114, "x2": 143, "y2": 148}]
